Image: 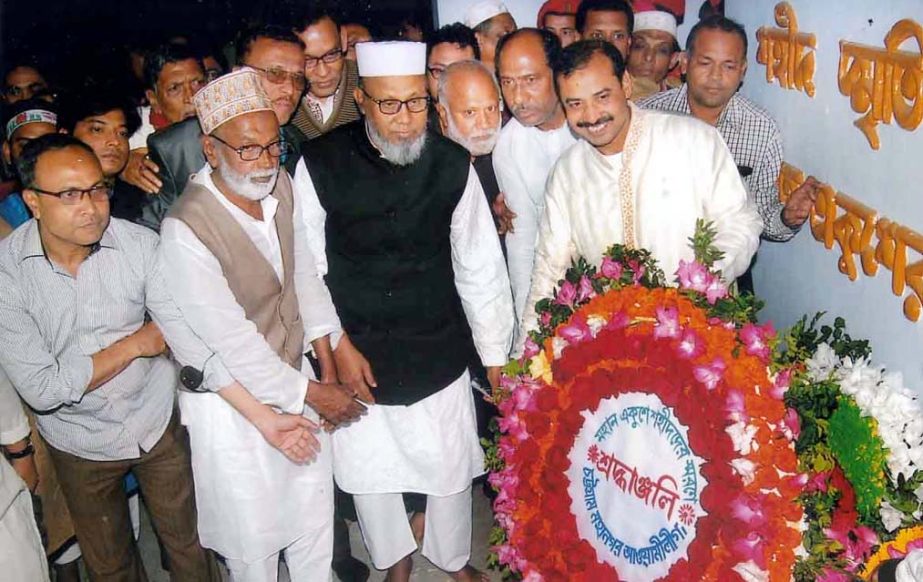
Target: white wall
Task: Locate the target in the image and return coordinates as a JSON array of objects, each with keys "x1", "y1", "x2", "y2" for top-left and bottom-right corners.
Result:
[
  {"x1": 435, "y1": 0, "x2": 545, "y2": 28},
  {"x1": 726, "y1": 0, "x2": 923, "y2": 391}
]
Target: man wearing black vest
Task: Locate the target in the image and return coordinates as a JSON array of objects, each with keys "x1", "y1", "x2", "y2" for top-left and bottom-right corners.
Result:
[{"x1": 294, "y1": 41, "x2": 513, "y2": 582}]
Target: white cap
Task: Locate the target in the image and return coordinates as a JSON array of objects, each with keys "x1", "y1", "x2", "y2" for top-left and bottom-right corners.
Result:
[
  {"x1": 464, "y1": 0, "x2": 509, "y2": 28},
  {"x1": 634, "y1": 11, "x2": 678, "y2": 39},
  {"x1": 356, "y1": 41, "x2": 427, "y2": 77}
]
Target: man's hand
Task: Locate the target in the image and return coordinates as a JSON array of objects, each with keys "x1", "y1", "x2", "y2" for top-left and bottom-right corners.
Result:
[
  {"x1": 121, "y1": 149, "x2": 162, "y2": 195},
  {"x1": 492, "y1": 193, "x2": 516, "y2": 235},
  {"x1": 130, "y1": 321, "x2": 167, "y2": 358},
  {"x1": 486, "y1": 366, "x2": 502, "y2": 392},
  {"x1": 782, "y1": 176, "x2": 820, "y2": 229},
  {"x1": 333, "y1": 334, "x2": 376, "y2": 405},
  {"x1": 253, "y1": 410, "x2": 320, "y2": 464},
  {"x1": 10, "y1": 455, "x2": 39, "y2": 492},
  {"x1": 305, "y1": 380, "x2": 367, "y2": 427}
]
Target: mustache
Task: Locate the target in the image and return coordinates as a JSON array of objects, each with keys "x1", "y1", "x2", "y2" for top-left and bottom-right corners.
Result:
[{"x1": 576, "y1": 114, "x2": 614, "y2": 129}]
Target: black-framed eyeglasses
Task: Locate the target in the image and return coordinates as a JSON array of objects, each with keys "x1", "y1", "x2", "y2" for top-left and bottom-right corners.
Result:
[
  {"x1": 247, "y1": 65, "x2": 307, "y2": 89},
  {"x1": 360, "y1": 88, "x2": 430, "y2": 115},
  {"x1": 211, "y1": 134, "x2": 292, "y2": 161},
  {"x1": 30, "y1": 181, "x2": 113, "y2": 205},
  {"x1": 305, "y1": 48, "x2": 345, "y2": 69}
]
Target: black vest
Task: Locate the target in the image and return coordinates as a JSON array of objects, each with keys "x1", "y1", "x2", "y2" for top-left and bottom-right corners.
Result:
[{"x1": 302, "y1": 122, "x2": 475, "y2": 405}]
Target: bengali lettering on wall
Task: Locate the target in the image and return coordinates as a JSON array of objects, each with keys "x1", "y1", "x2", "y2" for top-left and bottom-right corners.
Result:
[
  {"x1": 838, "y1": 19, "x2": 923, "y2": 150},
  {"x1": 779, "y1": 163, "x2": 923, "y2": 322},
  {"x1": 756, "y1": 2, "x2": 817, "y2": 97}
]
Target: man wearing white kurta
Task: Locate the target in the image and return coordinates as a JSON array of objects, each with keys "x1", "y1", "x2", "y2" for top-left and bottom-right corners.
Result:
[
  {"x1": 294, "y1": 42, "x2": 513, "y2": 581},
  {"x1": 157, "y1": 69, "x2": 368, "y2": 582},
  {"x1": 521, "y1": 41, "x2": 762, "y2": 343},
  {"x1": 493, "y1": 28, "x2": 577, "y2": 332}
]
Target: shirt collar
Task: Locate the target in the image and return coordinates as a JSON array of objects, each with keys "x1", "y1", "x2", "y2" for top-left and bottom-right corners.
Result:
[
  {"x1": 678, "y1": 83, "x2": 740, "y2": 130},
  {"x1": 19, "y1": 218, "x2": 118, "y2": 264}
]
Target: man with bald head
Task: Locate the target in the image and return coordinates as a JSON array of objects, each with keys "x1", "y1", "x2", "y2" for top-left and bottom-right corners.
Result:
[
  {"x1": 295, "y1": 41, "x2": 513, "y2": 582},
  {"x1": 493, "y1": 28, "x2": 576, "y2": 334}
]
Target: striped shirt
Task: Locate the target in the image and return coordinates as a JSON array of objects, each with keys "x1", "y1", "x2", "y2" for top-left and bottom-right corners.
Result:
[
  {"x1": 639, "y1": 84, "x2": 796, "y2": 242},
  {"x1": 0, "y1": 218, "x2": 225, "y2": 461}
]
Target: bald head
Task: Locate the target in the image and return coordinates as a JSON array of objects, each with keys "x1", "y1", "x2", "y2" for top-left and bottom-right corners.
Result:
[
  {"x1": 437, "y1": 60, "x2": 502, "y2": 156},
  {"x1": 438, "y1": 60, "x2": 499, "y2": 106}
]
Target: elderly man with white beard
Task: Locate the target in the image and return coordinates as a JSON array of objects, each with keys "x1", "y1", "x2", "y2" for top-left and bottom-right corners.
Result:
[
  {"x1": 294, "y1": 41, "x2": 513, "y2": 582},
  {"x1": 157, "y1": 68, "x2": 371, "y2": 581}
]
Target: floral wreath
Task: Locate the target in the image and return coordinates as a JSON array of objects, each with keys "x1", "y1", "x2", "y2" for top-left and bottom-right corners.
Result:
[{"x1": 487, "y1": 222, "x2": 803, "y2": 581}]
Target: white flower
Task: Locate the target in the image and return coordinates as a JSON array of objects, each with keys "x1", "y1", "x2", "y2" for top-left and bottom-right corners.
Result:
[
  {"x1": 806, "y1": 343, "x2": 840, "y2": 381},
  {"x1": 880, "y1": 501, "x2": 905, "y2": 532},
  {"x1": 586, "y1": 315, "x2": 606, "y2": 337},
  {"x1": 733, "y1": 560, "x2": 769, "y2": 582},
  {"x1": 731, "y1": 458, "x2": 757, "y2": 486},
  {"x1": 551, "y1": 337, "x2": 567, "y2": 359},
  {"x1": 915, "y1": 484, "x2": 923, "y2": 502},
  {"x1": 727, "y1": 421, "x2": 758, "y2": 455}
]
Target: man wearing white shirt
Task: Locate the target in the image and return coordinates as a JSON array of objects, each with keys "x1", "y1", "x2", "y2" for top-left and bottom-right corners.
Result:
[
  {"x1": 520, "y1": 40, "x2": 762, "y2": 345},
  {"x1": 158, "y1": 69, "x2": 368, "y2": 582},
  {"x1": 294, "y1": 41, "x2": 513, "y2": 582},
  {"x1": 493, "y1": 28, "x2": 577, "y2": 332}
]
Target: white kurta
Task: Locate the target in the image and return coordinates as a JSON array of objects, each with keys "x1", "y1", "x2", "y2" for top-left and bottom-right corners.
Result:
[
  {"x1": 292, "y1": 157, "x2": 514, "y2": 495},
  {"x1": 519, "y1": 106, "x2": 763, "y2": 346},
  {"x1": 158, "y1": 166, "x2": 340, "y2": 564},
  {"x1": 492, "y1": 118, "x2": 577, "y2": 328}
]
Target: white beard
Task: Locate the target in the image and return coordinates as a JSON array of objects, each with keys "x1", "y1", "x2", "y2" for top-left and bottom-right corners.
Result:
[
  {"x1": 215, "y1": 150, "x2": 279, "y2": 201},
  {"x1": 365, "y1": 119, "x2": 427, "y2": 166},
  {"x1": 445, "y1": 114, "x2": 500, "y2": 157}
]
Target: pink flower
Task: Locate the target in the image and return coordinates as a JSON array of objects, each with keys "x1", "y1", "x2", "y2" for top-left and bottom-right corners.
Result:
[
  {"x1": 605, "y1": 311, "x2": 630, "y2": 330},
  {"x1": 676, "y1": 328, "x2": 704, "y2": 359},
  {"x1": 554, "y1": 280, "x2": 577, "y2": 307},
  {"x1": 783, "y1": 408, "x2": 801, "y2": 440},
  {"x1": 726, "y1": 390, "x2": 748, "y2": 422},
  {"x1": 511, "y1": 383, "x2": 538, "y2": 413},
  {"x1": 600, "y1": 256, "x2": 623, "y2": 280},
  {"x1": 817, "y1": 568, "x2": 850, "y2": 582},
  {"x1": 560, "y1": 316, "x2": 592, "y2": 345},
  {"x1": 888, "y1": 538, "x2": 923, "y2": 559},
  {"x1": 824, "y1": 524, "x2": 879, "y2": 570},
  {"x1": 770, "y1": 368, "x2": 793, "y2": 400},
  {"x1": 488, "y1": 467, "x2": 520, "y2": 493},
  {"x1": 653, "y1": 306, "x2": 681, "y2": 339},
  {"x1": 498, "y1": 440, "x2": 516, "y2": 462},
  {"x1": 806, "y1": 471, "x2": 831, "y2": 493},
  {"x1": 677, "y1": 259, "x2": 709, "y2": 293},
  {"x1": 521, "y1": 571, "x2": 544, "y2": 582},
  {"x1": 628, "y1": 259, "x2": 646, "y2": 284},
  {"x1": 523, "y1": 337, "x2": 540, "y2": 359},
  {"x1": 740, "y1": 322, "x2": 775, "y2": 361},
  {"x1": 731, "y1": 494, "x2": 768, "y2": 527},
  {"x1": 693, "y1": 358, "x2": 726, "y2": 390},
  {"x1": 786, "y1": 473, "x2": 809, "y2": 490},
  {"x1": 495, "y1": 543, "x2": 527, "y2": 572},
  {"x1": 731, "y1": 531, "x2": 767, "y2": 569},
  {"x1": 540, "y1": 311, "x2": 552, "y2": 327},
  {"x1": 576, "y1": 275, "x2": 596, "y2": 302},
  {"x1": 498, "y1": 412, "x2": 529, "y2": 441},
  {"x1": 704, "y1": 273, "x2": 729, "y2": 304}
]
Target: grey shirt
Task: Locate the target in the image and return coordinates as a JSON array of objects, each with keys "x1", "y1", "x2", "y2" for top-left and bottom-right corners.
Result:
[{"x1": 0, "y1": 218, "x2": 227, "y2": 461}]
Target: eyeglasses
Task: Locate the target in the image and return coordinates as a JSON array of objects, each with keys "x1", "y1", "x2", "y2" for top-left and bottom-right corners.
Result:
[
  {"x1": 305, "y1": 49, "x2": 345, "y2": 70},
  {"x1": 30, "y1": 182, "x2": 113, "y2": 205},
  {"x1": 360, "y1": 88, "x2": 430, "y2": 115},
  {"x1": 211, "y1": 134, "x2": 291, "y2": 161},
  {"x1": 247, "y1": 65, "x2": 307, "y2": 89}
]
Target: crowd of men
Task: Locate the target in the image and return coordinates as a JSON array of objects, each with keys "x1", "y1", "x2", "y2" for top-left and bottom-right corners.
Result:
[{"x1": 0, "y1": 1, "x2": 823, "y2": 581}]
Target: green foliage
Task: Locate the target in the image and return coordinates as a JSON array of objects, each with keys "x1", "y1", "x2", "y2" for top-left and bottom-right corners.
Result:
[
  {"x1": 828, "y1": 397, "x2": 888, "y2": 521},
  {"x1": 778, "y1": 313, "x2": 871, "y2": 368},
  {"x1": 689, "y1": 218, "x2": 726, "y2": 267}
]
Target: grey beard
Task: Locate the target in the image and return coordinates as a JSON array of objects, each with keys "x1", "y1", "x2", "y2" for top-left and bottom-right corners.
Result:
[
  {"x1": 365, "y1": 119, "x2": 427, "y2": 166},
  {"x1": 445, "y1": 114, "x2": 500, "y2": 157},
  {"x1": 215, "y1": 149, "x2": 278, "y2": 201}
]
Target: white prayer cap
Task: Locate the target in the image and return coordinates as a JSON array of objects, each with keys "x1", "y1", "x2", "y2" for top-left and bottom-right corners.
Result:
[
  {"x1": 465, "y1": 0, "x2": 509, "y2": 28},
  {"x1": 193, "y1": 67, "x2": 272, "y2": 134},
  {"x1": 634, "y1": 11, "x2": 678, "y2": 39},
  {"x1": 356, "y1": 41, "x2": 426, "y2": 77}
]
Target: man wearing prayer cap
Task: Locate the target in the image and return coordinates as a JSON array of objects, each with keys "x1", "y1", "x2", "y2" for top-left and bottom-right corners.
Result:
[
  {"x1": 627, "y1": 10, "x2": 682, "y2": 101},
  {"x1": 295, "y1": 41, "x2": 513, "y2": 582},
  {"x1": 2, "y1": 98, "x2": 58, "y2": 229},
  {"x1": 465, "y1": 0, "x2": 517, "y2": 74},
  {"x1": 158, "y1": 68, "x2": 366, "y2": 581},
  {"x1": 537, "y1": 0, "x2": 581, "y2": 48}
]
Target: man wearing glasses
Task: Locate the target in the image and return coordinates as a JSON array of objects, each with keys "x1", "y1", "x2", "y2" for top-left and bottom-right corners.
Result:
[
  {"x1": 292, "y1": 7, "x2": 362, "y2": 141},
  {"x1": 140, "y1": 24, "x2": 310, "y2": 231},
  {"x1": 0, "y1": 133, "x2": 221, "y2": 580},
  {"x1": 294, "y1": 41, "x2": 513, "y2": 582},
  {"x1": 159, "y1": 68, "x2": 365, "y2": 581}
]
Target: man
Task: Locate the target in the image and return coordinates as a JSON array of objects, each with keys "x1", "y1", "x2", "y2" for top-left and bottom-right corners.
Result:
[
  {"x1": 576, "y1": 0, "x2": 634, "y2": 59},
  {"x1": 0, "y1": 365, "x2": 49, "y2": 581},
  {"x1": 538, "y1": 0, "x2": 580, "y2": 48},
  {"x1": 493, "y1": 28, "x2": 576, "y2": 330},
  {"x1": 292, "y1": 7, "x2": 362, "y2": 141},
  {"x1": 140, "y1": 25, "x2": 309, "y2": 231},
  {"x1": 158, "y1": 68, "x2": 365, "y2": 581},
  {"x1": 123, "y1": 42, "x2": 206, "y2": 195},
  {"x1": 2, "y1": 62, "x2": 51, "y2": 104},
  {"x1": 627, "y1": 10, "x2": 682, "y2": 101},
  {"x1": 639, "y1": 16, "x2": 819, "y2": 278},
  {"x1": 294, "y1": 41, "x2": 513, "y2": 582},
  {"x1": 343, "y1": 22, "x2": 373, "y2": 61},
  {"x1": 426, "y1": 23, "x2": 479, "y2": 101},
  {"x1": 59, "y1": 89, "x2": 147, "y2": 222},
  {"x1": 519, "y1": 40, "x2": 762, "y2": 342},
  {"x1": 1, "y1": 99, "x2": 58, "y2": 229},
  {"x1": 466, "y1": 0, "x2": 517, "y2": 74},
  {"x1": 0, "y1": 133, "x2": 220, "y2": 580}
]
